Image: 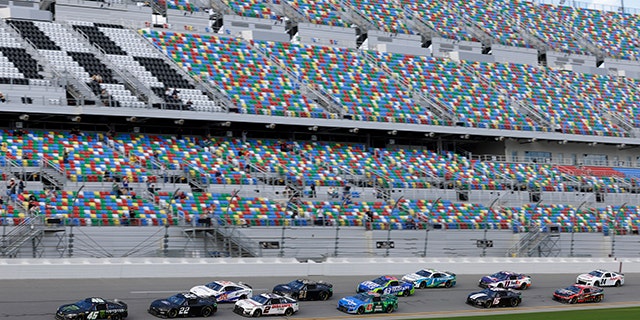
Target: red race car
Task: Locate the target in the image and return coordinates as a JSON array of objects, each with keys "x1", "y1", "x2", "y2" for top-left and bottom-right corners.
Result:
[{"x1": 552, "y1": 284, "x2": 604, "y2": 304}]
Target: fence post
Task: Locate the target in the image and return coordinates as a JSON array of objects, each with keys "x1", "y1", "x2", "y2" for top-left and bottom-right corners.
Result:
[
  {"x1": 68, "y1": 226, "x2": 74, "y2": 258},
  {"x1": 163, "y1": 225, "x2": 169, "y2": 257}
]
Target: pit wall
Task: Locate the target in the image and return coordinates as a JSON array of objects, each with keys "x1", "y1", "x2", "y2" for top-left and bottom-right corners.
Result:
[{"x1": 0, "y1": 257, "x2": 638, "y2": 279}]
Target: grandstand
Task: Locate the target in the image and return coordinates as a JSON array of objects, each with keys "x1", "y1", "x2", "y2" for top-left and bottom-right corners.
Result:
[{"x1": 2, "y1": 0, "x2": 640, "y2": 260}]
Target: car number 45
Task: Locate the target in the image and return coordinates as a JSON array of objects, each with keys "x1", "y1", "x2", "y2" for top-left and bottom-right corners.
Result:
[{"x1": 87, "y1": 312, "x2": 99, "y2": 320}]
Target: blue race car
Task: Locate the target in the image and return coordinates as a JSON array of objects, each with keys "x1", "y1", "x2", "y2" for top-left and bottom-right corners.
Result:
[
  {"x1": 337, "y1": 292, "x2": 398, "y2": 314},
  {"x1": 356, "y1": 275, "x2": 415, "y2": 296},
  {"x1": 402, "y1": 268, "x2": 456, "y2": 289}
]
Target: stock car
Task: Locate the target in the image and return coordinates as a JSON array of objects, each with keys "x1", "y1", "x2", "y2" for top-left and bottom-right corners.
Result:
[
  {"x1": 148, "y1": 293, "x2": 217, "y2": 318},
  {"x1": 56, "y1": 297, "x2": 128, "y2": 320},
  {"x1": 478, "y1": 271, "x2": 531, "y2": 290},
  {"x1": 553, "y1": 284, "x2": 604, "y2": 304},
  {"x1": 337, "y1": 292, "x2": 398, "y2": 315},
  {"x1": 402, "y1": 268, "x2": 456, "y2": 288},
  {"x1": 466, "y1": 288, "x2": 522, "y2": 308},
  {"x1": 272, "y1": 279, "x2": 333, "y2": 301},
  {"x1": 356, "y1": 275, "x2": 415, "y2": 296},
  {"x1": 233, "y1": 293, "x2": 299, "y2": 317},
  {"x1": 190, "y1": 280, "x2": 253, "y2": 302},
  {"x1": 576, "y1": 269, "x2": 625, "y2": 287}
]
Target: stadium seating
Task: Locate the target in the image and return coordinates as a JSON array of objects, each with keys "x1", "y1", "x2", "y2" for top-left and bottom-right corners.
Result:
[
  {"x1": 286, "y1": 0, "x2": 349, "y2": 27},
  {"x1": 404, "y1": 0, "x2": 476, "y2": 41},
  {"x1": 348, "y1": 0, "x2": 413, "y2": 34}
]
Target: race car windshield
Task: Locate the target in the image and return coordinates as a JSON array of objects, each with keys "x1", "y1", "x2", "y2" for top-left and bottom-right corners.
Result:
[
  {"x1": 251, "y1": 295, "x2": 270, "y2": 304},
  {"x1": 287, "y1": 280, "x2": 305, "y2": 290},
  {"x1": 353, "y1": 294, "x2": 370, "y2": 302},
  {"x1": 74, "y1": 300, "x2": 93, "y2": 310},
  {"x1": 565, "y1": 285, "x2": 581, "y2": 293},
  {"x1": 481, "y1": 289, "x2": 497, "y2": 297},
  {"x1": 373, "y1": 277, "x2": 391, "y2": 285},
  {"x1": 490, "y1": 272, "x2": 509, "y2": 280},
  {"x1": 167, "y1": 295, "x2": 186, "y2": 305},
  {"x1": 416, "y1": 270, "x2": 433, "y2": 277},
  {"x1": 205, "y1": 282, "x2": 224, "y2": 291},
  {"x1": 588, "y1": 271, "x2": 603, "y2": 277}
]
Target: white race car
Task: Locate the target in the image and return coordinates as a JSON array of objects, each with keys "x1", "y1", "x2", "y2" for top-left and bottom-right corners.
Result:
[
  {"x1": 233, "y1": 293, "x2": 299, "y2": 317},
  {"x1": 576, "y1": 269, "x2": 624, "y2": 287},
  {"x1": 190, "y1": 280, "x2": 253, "y2": 303}
]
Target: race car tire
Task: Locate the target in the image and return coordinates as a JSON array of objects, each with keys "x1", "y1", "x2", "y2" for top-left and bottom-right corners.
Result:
[
  {"x1": 284, "y1": 308, "x2": 294, "y2": 316},
  {"x1": 167, "y1": 309, "x2": 179, "y2": 318},
  {"x1": 594, "y1": 281, "x2": 600, "y2": 287},
  {"x1": 385, "y1": 305, "x2": 394, "y2": 313},
  {"x1": 252, "y1": 309, "x2": 262, "y2": 317},
  {"x1": 615, "y1": 281, "x2": 621, "y2": 287},
  {"x1": 201, "y1": 306, "x2": 214, "y2": 317},
  {"x1": 356, "y1": 307, "x2": 365, "y2": 315},
  {"x1": 484, "y1": 301, "x2": 492, "y2": 308},
  {"x1": 403, "y1": 289, "x2": 411, "y2": 297},
  {"x1": 111, "y1": 315, "x2": 122, "y2": 320},
  {"x1": 519, "y1": 283, "x2": 528, "y2": 290},
  {"x1": 569, "y1": 298, "x2": 577, "y2": 304},
  {"x1": 510, "y1": 298, "x2": 520, "y2": 307},
  {"x1": 419, "y1": 282, "x2": 426, "y2": 289},
  {"x1": 240, "y1": 295, "x2": 248, "y2": 300},
  {"x1": 445, "y1": 281, "x2": 453, "y2": 288},
  {"x1": 595, "y1": 295, "x2": 603, "y2": 303},
  {"x1": 319, "y1": 291, "x2": 329, "y2": 301},
  {"x1": 497, "y1": 283, "x2": 504, "y2": 288}
]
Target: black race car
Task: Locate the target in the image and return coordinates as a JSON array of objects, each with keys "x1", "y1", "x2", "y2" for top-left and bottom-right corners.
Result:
[
  {"x1": 56, "y1": 297, "x2": 128, "y2": 320},
  {"x1": 272, "y1": 279, "x2": 333, "y2": 301},
  {"x1": 466, "y1": 288, "x2": 522, "y2": 308},
  {"x1": 148, "y1": 293, "x2": 217, "y2": 318}
]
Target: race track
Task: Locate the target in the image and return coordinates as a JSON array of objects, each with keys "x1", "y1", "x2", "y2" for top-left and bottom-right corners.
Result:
[{"x1": 1, "y1": 273, "x2": 639, "y2": 319}]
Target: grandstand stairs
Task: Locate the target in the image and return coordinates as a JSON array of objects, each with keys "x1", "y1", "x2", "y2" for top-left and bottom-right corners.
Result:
[
  {"x1": 454, "y1": 13, "x2": 493, "y2": 53},
  {"x1": 265, "y1": 0, "x2": 309, "y2": 37},
  {"x1": 41, "y1": 159, "x2": 66, "y2": 191},
  {"x1": 498, "y1": 10, "x2": 550, "y2": 62},
  {"x1": 333, "y1": 0, "x2": 374, "y2": 47},
  {"x1": 506, "y1": 227, "x2": 561, "y2": 257},
  {"x1": 459, "y1": 62, "x2": 551, "y2": 130},
  {"x1": 209, "y1": 0, "x2": 233, "y2": 15},
  {"x1": 0, "y1": 216, "x2": 45, "y2": 258},
  {"x1": 401, "y1": 6, "x2": 440, "y2": 46},
  {"x1": 242, "y1": 38, "x2": 341, "y2": 117},
  {"x1": 362, "y1": 51, "x2": 457, "y2": 125},
  {"x1": 183, "y1": 218, "x2": 259, "y2": 257},
  {"x1": 67, "y1": 23, "x2": 152, "y2": 106}
]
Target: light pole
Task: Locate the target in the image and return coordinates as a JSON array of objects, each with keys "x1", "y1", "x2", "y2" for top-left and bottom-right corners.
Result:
[
  {"x1": 422, "y1": 197, "x2": 440, "y2": 257},
  {"x1": 611, "y1": 203, "x2": 626, "y2": 258},
  {"x1": 386, "y1": 196, "x2": 404, "y2": 257}
]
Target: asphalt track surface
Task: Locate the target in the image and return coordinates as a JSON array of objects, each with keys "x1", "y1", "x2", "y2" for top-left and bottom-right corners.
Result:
[{"x1": 2, "y1": 274, "x2": 639, "y2": 319}]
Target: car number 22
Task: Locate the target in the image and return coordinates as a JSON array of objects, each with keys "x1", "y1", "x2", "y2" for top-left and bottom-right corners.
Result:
[{"x1": 179, "y1": 307, "x2": 190, "y2": 315}]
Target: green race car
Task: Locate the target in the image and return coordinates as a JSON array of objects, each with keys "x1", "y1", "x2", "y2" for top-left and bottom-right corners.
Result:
[{"x1": 337, "y1": 292, "x2": 398, "y2": 315}]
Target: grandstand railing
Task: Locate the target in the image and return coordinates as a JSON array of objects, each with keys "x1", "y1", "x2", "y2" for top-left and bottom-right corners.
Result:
[
  {"x1": 335, "y1": 0, "x2": 377, "y2": 31},
  {"x1": 532, "y1": 0, "x2": 640, "y2": 15},
  {"x1": 0, "y1": 215, "x2": 44, "y2": 258},
  {"x1": 402, "y1": 5, "x2": 440, "y2": 39}
]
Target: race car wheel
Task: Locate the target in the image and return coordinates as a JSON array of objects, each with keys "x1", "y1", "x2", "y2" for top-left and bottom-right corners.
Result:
[
  {"x1": 569, "y1": 298, "x2": 577, "y2": 304},
  {"x1": 167, "y1": 309, "x2": 179, "y2": 318},
  {"x1": 419, "y1": 281, "x2": 426, "y2": 289},
  {"x1": 284, "y1": 308, "x2": 294, "y2": 316},
  {"x1": 510, "y1": 298, "x2": 520, "y2": 307},
  {"x1": 595, "y1": 295, "x2": 603, "y2": 303},
  {"x1": 385, "y1": 305, "x2": 394, "y2": 313},
  {"x1": 519, "y1": 283, "x2": 528, "y2": 290},
  {"x1": 252, "y1": 309, "x2": 262, "y2": 317},
  {"x1": 403, "y1": 289, "x2": 411, "y2": 296},
  {"x1": 445, "y1": 281, "x2": 453, "y2": 288},
  {"x1": 356, "y1": 307, "x2": 365, "y2": 315},
  {"x1": 593, "y1": 281, "x2": 600, "y2": 287},
  {"x1": 497, "y1": 283, "x2": 504, "y2": 288},
  {"x1": 484, "y1": 301, "x2": 492, "y2": 308},
  {"x1": 615, "y1": 281, "x2": 621, "y2": 287},
  {"x1": 319, "y1": 291, "x2": 329, "y2": 301},
  {"x1": 201, "y1": 306, "x2": 214, "y2": 317}
]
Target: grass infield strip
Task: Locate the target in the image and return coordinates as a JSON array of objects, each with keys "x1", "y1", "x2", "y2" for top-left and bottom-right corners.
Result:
[{"x1": 421, "y1": 307, "x2": 640, "y2": 320}]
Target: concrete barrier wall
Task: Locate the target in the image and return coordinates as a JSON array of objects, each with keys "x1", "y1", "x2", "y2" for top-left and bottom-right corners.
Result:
[{"x1": 1, "y1": 257, "x2": 639, "y2": 280}]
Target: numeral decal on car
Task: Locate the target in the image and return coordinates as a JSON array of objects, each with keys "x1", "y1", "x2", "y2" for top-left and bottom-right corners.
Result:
[
  {"x1": 179, "y1": 307, "x2": 190, "y2": 315},
  {"x1": 493, "y1": 298, "x2": 500, "y2": 305},
  {"x1": 87, "y1": 311, "x2": 98, "y2": 320},
  {"x1": 264, "y1": 306, "x2": 271, "y2": 313}
]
